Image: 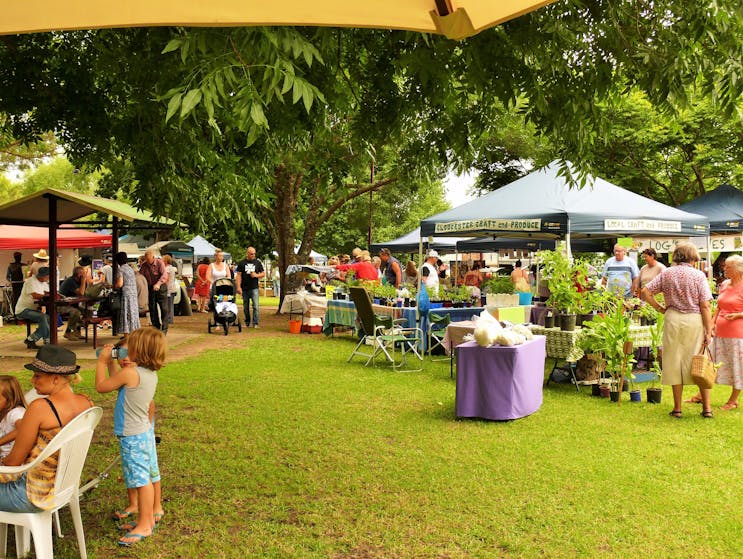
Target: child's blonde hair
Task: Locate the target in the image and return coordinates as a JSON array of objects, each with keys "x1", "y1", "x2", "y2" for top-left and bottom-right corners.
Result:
[
  {"x1": 125, "y1": 328, "x2": 167, "y2": 371},
  {"x1": 0, "y1": 376, "x2": 27, "y2": 419}
]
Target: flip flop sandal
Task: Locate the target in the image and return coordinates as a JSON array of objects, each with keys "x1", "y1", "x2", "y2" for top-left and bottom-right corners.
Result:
[
  {"x1": 720, "y1": 402, "x2": 739, "y2": 411},
  {"x1": 669, "y1": 410, "x2": 683, "y2": 418},
  {"x1": 684, "y1": 395, "x2": 703, "y2": 404},
  {"x1": 701, "y1": 410, "x2": 714, "y2": 418},
  {"x1": 118, "y1": 532, "x2": 151, "y2": 547},
  {"x1": 154, "y1": 512, "x2": 165, "y2": 524},
  {"x1": 118, "y1": 522, "x2": 136, "y2": 532},
  {"x1": 112, "y1": 510, "x2": 135, "y2": 521}
]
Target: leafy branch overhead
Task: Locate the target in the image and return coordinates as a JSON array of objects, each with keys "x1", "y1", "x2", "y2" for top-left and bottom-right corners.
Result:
[{"x1": 160, "y1": 29, "x2": 326, "y2": 146}]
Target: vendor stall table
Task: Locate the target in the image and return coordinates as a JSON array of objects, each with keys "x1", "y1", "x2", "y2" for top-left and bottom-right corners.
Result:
[
  {"x1": 529, "y1": 324, "x2": 654, "y2": 391},
  {"x1": 279, "y1": 292, "x2": 327, "y2": 330},
  {"x1": 455, "y1": 336, "x2": 547, "y2": 421},
  {"x1": 323, "y1": 301, "x2": 483, "y2": 347}
]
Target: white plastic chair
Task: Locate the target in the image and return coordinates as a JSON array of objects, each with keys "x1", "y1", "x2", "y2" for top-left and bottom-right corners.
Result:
[{"x1": 0, "y1": 407, "x2": 103, "y2": 559}]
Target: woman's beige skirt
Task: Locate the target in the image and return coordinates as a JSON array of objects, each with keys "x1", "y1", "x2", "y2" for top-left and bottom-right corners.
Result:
[{"x1": 662, "y1": 308, "x2": 704, "y2": 385}]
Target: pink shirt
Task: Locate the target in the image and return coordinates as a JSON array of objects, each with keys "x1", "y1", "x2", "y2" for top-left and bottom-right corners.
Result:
[
  {"x1": 714, "y1": 280, "x2": 743, "y2": 338},
  {"x1": 645, "y1": 263, "x2": 712, "y2": 313}
]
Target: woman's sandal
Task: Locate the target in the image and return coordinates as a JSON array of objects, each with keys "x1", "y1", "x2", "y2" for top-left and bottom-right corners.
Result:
[
  {"x1": 119, "y1": 514, "x2": 163, "y2": 532},
  {"x1": 669, "y1": 410, "x2": 683, "y2": 418},
  {"x1": 684, "y1": 395, "x2": 703, "y2": 404},
  {"x1": 701, "y1": 410, "x2": 714, "y2": 419},
  {"x1": 720, "y1": 402, "x2": 739, "y2": 411}
]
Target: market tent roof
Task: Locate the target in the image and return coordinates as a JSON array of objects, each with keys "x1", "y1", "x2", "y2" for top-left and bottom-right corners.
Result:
[
  {"x1": 187, "y1": 235, "x2": 231, "y2": 261},
  {"x1": 0, "y1": 224, "x2": 111, "y2": 250},
  {"x1": 456, "y1": 236, "x2": 611, "y2": 253},
  {"x1": 420, "y1": 161, "x2": 709, "y2": 239},
  {"x1": 677, "y1": 184, "x2": 743, "y2": 233},
  {"x1": 2, "y1": 1, "x2": 555, "y2": 40},
  {"x1": 370, "y1": 227, "x2": 471, "y2": 254},
  {"x1": 0, "y1": 188, "x2": 176, "y2": 227}
]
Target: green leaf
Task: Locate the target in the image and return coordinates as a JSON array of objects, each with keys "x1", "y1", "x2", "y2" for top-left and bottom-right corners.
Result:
[
  {"x1": 180, "y1": 89, "x2": 203, "y2": 117},
  {"x1": 161, "y1": 39, "x2": 181, "y2": 54},
  {"x1": 165, "y1": 92, "x2": 182, "y2": 123},
  {"x1": 249, "y1": 102, "x2": 268, "y2": 127}
]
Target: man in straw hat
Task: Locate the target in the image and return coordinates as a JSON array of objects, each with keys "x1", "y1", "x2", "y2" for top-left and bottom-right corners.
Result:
[
  {"x1": 15, "y1": 266, "x2": 51, "y2": 349},
  {"x1": 28, "y1": 249, "x2": 49, "y2": 279}
]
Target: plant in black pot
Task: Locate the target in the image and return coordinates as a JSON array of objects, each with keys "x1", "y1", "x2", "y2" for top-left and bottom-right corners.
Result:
[{"x1": 646, "y1": 313, "x2": 664, "y2": 404}]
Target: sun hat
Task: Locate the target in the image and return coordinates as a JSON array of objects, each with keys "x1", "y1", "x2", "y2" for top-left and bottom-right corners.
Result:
[
  {"x1": 78, "y1": 255, "x2": 93, "y2": 267},
  {"x1": 427, "y1": 249, "x2": 439, "y2": 258},
  {"x1": 25, "y1": 345, "x2": 80, "y2": 375},
  {"x1": 33, "y1": 249, "x2": 49, "y2": 260},
  {"x1": 36, "y1": 266, "x2": 50, "y2": 278}
]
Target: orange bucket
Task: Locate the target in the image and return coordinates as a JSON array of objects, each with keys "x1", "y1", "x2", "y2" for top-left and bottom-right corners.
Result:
[{"x1": 288, "y1": 320, "x2": 302, "y2": 334}]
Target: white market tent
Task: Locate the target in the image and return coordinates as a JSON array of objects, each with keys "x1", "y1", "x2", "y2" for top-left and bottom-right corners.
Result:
[{"x1": 187, "y1": 235, "x2": 231, "y2": 262}]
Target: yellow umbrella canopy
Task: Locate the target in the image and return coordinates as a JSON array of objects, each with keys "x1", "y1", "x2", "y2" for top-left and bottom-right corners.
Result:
[{"x1": 2, "y1": 0, "x2": 555, "y2": 40}]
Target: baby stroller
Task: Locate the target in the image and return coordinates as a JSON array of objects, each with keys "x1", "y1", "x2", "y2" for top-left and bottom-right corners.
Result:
[{"x1": 208, "y1": 277, "x2": 242, "y2": 335}]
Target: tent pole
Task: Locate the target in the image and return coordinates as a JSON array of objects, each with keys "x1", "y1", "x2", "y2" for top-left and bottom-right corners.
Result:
[
  {"x1": 48, "y1": 195, "x2": 59, "y2": 345},
  {"x1": 565, "y1": 219, "x2": 573, "y2": 261},
  {"x1": 417, "y1": 238, "x2": 423, "y2": 328},
  {"x1": 706, "y1": 234, "x2": 712, "y2": 280},
  {"x1": 112, "y1": 216, "x2": 119, "y2": 283}
]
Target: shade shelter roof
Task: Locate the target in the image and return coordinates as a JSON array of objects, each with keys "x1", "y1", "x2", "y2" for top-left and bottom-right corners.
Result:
[
  {"x1": 0, "y1": 224, "x2": 111, "y2": 250},
  {"x1": 676, "y1": 184, "x2": 743, "y2": 233},
  {"x1": 0, "y1": 188, "x2": 175, "y2": 227},
  {"x1": 370, "y1": 227, "x2": 471, "y2": 254},
  {"x1": 0, "y1": 188, "x2": 177, "y2": 345},
  {"x1": 2, "y1": 1, "x2": 555, "y2": 41},
  {"x1": 420, "y1": 161, "x2": 709, "y2": 239}
]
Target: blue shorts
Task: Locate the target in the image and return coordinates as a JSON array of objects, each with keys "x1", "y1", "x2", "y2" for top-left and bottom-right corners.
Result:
[
  {"x1": 118, "y1": 428, "x2": 160, "y2": 489},
  {"x1": 0, "y1": 474, "x2": 41, "y2": 513}
]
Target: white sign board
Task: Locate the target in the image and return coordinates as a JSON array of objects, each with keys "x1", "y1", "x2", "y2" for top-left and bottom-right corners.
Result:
[
  {"x1": 633, "y1": 235, "x2": 743, "y2": 254},
  {"x1": 434, "y1": 218, "x2": 542, "y2": 234},
  {"x1": 604, "y1": 219, "x2": 682, "y2": 233}
]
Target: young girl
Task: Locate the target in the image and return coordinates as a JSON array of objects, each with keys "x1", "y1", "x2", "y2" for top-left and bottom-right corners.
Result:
[
  {"x1": 96, "y1": 328, "x2": 166, "y2": 547},
  {"x1": 0, "y1": 376, "x2": 27, "y2": 459}
]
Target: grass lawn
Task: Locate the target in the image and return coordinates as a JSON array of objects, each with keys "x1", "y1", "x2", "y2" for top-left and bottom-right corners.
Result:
[{"x1": 4, "y1": 313, "x2": 743, "y2": 558}]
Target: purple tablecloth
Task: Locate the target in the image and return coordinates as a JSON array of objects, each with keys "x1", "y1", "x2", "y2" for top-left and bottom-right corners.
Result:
[{"x1": 455, "y1": 336, "x2": 546, "y2": 421}]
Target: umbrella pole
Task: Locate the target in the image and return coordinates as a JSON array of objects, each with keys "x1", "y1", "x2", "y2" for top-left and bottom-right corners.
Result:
[{"x1": 49, "y1": 195, "x2": 59, "y2": 345}]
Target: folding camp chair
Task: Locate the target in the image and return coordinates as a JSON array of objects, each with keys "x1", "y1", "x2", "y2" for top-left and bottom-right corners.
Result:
[
  {"x1": 348, "y1": 287, "x2": 423, "y2": 372},
  {"x1": 427, "y1": 312, "x2": 451, "y2": 361}
]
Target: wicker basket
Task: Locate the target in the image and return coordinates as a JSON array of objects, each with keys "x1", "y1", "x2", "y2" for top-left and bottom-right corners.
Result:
[
  {"x1": 576, "y1": 353, "x2": 606, "y2": 381},
  {"x1": 691, "y1": 347, "x2": 716, "y2": 389}
]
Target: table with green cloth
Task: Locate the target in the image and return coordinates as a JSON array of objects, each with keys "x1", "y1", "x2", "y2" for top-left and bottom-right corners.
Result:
[
  {"x1": 322, "y1": 300, "x2": 418, "y2": 335},
  {"x1": 529, "y1": 324, "x2": 654, "y2": 392},
  {"x1": 528, "y1": 324, "x2": 653, "y2": 362}
]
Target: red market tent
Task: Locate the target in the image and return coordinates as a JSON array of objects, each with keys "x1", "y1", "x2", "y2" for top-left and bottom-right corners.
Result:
[{"x1": 0, "y1": 224, "x2": 111, "y2": 250}]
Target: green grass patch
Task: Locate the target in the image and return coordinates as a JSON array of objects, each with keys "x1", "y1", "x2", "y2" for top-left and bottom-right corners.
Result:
[{"x1": 7, "y1": 332, "x2": 743, "y2": 558}]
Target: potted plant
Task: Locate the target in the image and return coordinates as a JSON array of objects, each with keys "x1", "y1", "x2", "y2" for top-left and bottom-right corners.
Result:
[
  {"x1": 539, "y1": 249, "x2": 582, "y2": 330},
  {"x1": 578, "y1": 303, "x2": 636, "y2": 401},
  {"x1": 483, "y1": 276, "x2": 518, "y2": 307}
]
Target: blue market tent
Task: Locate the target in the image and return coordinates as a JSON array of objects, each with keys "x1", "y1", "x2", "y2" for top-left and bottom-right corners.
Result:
[
  {"x1": 370, "y1": 227, "x2": 471, "y2": 254},
  {"x1": 677, "y1": 184, "x2": 743, "y2": 233},
  {"x1": 420, "y1": 161, "x2": 709, "y2": 241}
]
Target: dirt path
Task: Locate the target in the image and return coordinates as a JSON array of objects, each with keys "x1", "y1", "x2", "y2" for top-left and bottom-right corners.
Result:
[{"x1": 0, "y1": 305, "x2": 291, "y2": 372}]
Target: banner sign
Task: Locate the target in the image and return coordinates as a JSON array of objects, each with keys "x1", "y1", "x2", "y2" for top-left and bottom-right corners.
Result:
[
  {"x1": 633, "y1": 235, "x2": 743, "y2": 254},
  {"x1": 434, "y1": 218, "x2": 542, "y2": 234},
  {"x1": 604, "y1": 219, "x2": 682, "y2": 233}
]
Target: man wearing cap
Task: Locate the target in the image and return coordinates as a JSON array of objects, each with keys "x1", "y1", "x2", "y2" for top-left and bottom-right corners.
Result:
[
  {"x1": 421, "y1": 250, "x2": 440, "y2": 291},
  {"x1": 15, "y1": 266, "x2": 51, "y2": 349},
  {"x1": 378, "y1": 248, "x2": 402, "y2": 289}
]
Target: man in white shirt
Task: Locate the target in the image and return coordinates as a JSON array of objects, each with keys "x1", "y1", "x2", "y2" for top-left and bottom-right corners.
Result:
[
  {"x1": 15, "y1": 266, "x2": 51, "y2": 349},
  {"x1": 421, "y1": 250, "x2": 440, "y2": 291}
]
